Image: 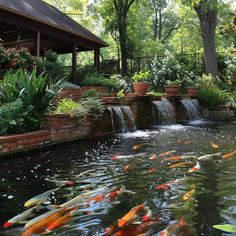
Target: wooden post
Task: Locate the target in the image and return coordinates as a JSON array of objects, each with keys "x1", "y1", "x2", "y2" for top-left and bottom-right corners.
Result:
[
  {"x1": 94, "y1": 48, "x2": 100, "y2": 72},
  {"x1": 72, "y1": 43, "x2": 77, "y2": 84},
  {"x1": 35, "y1": 31, "x2": 41, "y2": 56}
]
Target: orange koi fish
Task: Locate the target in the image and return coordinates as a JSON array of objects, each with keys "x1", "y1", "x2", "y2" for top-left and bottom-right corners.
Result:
[
  {"x1": 182, "y1": 189, "x2": 195, "y2": 201},
  {"x1": 210, "y1": 142, "x2": 219, "y2": 149},
  {"x1": 159, "y1": 217, "x2": 188, "y2": 236},
  {"x1": 118, "y1": 202, "x2": 147, "y2": 228},
  {"x1": 222, "y1": 150, "x2": 236, "y2": 159},
  {"x1": 169, "y1": 162, "x2": 192, "y2": 168},
  {"x1": 164, "y1": 156, "x2": 182, "y2": 162},
  {"x1": 149, "y1": 154, "x2": 157, "y2": 160},
  {"x1": 188, "y1": 162, "x2": 201, "y2": 172},
  {"x1": 147, "y1": 168, "x2": 157, "y2": 174},
  {"x1": 113, "y1": 216, "x2": 160, "y2": 236},
  {"x1": 105, "y1": 222, "x2": 119, "y2": 236},
  {"x1": 22, "y1": 207, "x2": 74, "y2": 236},
  {"x1": 160, "y1": 150, "x2": 176, "y2": 157},
  {"x1": 47, "y1": 208, "x2": 76, "y2": 231}
]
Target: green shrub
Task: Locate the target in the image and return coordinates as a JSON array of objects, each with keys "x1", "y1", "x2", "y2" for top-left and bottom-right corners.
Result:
[
  {"x1": 0, "y1": 100, "x2": 38, "y2": 135},
  {"x1": 54, "y1": 98, "x2": 81, "y2": 114},
  {"x1": 80, "y1": 73, "x2": 119, "y2": 91},
  {"x1": 53, "y1": 98, "x2": 88, "y2": 120},
  {"x1": 197, "y1": 74, "x2": 228, "y2": 109},
  {"x1": 81, "y1": 98, "x2": 105, "y2": 117},
  {"x1": 0, "y1": 69, "x2": 64, "y2": 132},
  {"x1": 82, "y1": 89, "x2": 101, "y2": 99},
  {"x1": 75, "y1": 64, "x2": 96, "y2": 83}
]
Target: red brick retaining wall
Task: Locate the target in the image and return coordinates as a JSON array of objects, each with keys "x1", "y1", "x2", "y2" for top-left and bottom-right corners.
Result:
[{"x1": 0, "y1": 130, "x2": 50, "y2": 155}]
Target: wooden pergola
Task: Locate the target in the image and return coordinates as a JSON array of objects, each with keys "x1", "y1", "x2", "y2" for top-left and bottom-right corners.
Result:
[{"x1": 0, "y1": 0, "x2": 108, "y2": 83}]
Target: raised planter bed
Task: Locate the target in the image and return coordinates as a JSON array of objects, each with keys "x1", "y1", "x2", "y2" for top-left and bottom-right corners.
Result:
[
  {"x1": 0, "y1": 130, "x2": 50, "y2": 156},
  {"x1": 81, "y1": 86, "x2": 110, "y2": 95},
  {"x1": 59, "y1": 88, "x2": 82, "y2": 102}
]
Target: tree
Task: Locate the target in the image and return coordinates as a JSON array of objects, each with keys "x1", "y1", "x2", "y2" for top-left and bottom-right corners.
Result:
[
  {"x1": 112, "y1": 0, "x2": 137, "y2": 75},
  {"x1": 194, "y1": 0, "x2": 218, "y2": 76}
]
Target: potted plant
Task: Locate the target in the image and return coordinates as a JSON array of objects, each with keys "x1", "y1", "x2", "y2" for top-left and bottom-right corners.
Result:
[
  {"x1": 165, "y1": 79, "x2": 182, "y2": 96},
  {"x1": 187, "y1": 81, "x2": 198, "y2": 97},
  {"x1": 132, "y1": 71, "x2": 151, "y2": 94}
]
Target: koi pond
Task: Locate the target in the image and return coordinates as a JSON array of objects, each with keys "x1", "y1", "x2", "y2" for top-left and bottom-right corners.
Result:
[{"x1": 0, "y1": 121, "x2": 236, "y2": 236}]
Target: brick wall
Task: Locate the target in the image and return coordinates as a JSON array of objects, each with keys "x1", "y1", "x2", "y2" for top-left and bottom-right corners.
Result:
[{"x1": 0, "y1": 130, "x2": 50, "y2": 155}]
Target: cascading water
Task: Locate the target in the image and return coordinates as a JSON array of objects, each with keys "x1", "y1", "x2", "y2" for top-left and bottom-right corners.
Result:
[
  {"x1": 152, "y1": 98, "x2": 176, "y2": 124},
  {"x1": 181, "y1": 99, "x2": 201, "y2": 121},
  {"x1": 108, "y1": 106, "x2": 137, "y2": 133}
]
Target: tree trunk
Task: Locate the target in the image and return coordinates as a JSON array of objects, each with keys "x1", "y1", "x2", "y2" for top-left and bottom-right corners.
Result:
[
  {"x1": 154, "y1": 8, "x2": 158, "y2": 40},
  {"x1": 119, "y1": 15, "x2": 128, "y2": 75},
  {"x1": 158, "y1": 9, "x2": 162, "y2": 40},
  {"x1": 195, "y1": 0, "x2": 218, "y2": 76}
]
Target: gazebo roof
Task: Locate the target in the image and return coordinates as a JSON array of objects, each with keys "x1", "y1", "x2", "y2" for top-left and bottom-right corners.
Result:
[{"x1": 0, "y1": 0, "x2": 108, "y2": 52}]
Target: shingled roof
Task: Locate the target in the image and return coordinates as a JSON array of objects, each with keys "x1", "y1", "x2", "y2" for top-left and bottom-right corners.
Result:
[{"x1": 0, "y1": 0, "x2": 108, "y2": 47}]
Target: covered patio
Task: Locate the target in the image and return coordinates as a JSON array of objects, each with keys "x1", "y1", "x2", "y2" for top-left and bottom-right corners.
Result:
[{"x1": 0, "y1": 0, "x2": 108, "y2": 83}]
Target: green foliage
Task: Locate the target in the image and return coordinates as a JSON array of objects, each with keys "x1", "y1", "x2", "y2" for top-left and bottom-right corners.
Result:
[
  {"x1": 213, "y1": 224, "x2": 236, "y2": 233},
  {"x1": 197, "y1": 74, "x2": 227, "y2": 109},
  {"x1": 82, "y1": 89, "x2": 101, "y2": 99},
  {"x1": 0, "y1": 100, "x2": 38, "y2": 135},
  {"x1": 80, "y1": 98, "x2": 105, "y2": 117},
  {"x1": 80, "y1": 73, "x2": 119, "y2": 90},
  {"x1": 0, "y1": 69, "x2": 64, "y2": 133},
  {"x1": 117, "y1": 89, "x2": 125, "y2": 98},
  {"x1": 166, "y1": 79, "x2": 182, "y2": 86},
  {"x1": 132, "y1": 71, "x2": 151, "y2": 82},
  {"x1": 54, "y1": 98, "x2": 81, "y2": 114},
  {"x1": 75, "y1": 64, "x2": 96, "y2": 83},
  {"x1": 63, "y1": 82, "x2": 81, "y2": 89}
]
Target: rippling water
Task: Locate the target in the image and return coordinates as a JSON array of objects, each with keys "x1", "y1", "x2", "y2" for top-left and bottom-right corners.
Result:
[{"x1": 0, "y1": 121, "x2": 236, "y2": 236}]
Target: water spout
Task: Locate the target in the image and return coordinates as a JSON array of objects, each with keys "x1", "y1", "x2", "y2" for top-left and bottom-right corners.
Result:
[
  {"x1": 181, "y1": 99, "x2": 201, "y2": 121},
  {"x1": 152, "y1": 98, "x2": 176, "y2": 125}
]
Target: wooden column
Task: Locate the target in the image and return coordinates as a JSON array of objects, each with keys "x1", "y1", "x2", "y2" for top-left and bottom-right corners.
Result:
[
  {"x1": 72, "y1": 43, "x2": 77, "y2": 84},
  {"x1": 35, "y1": 31, "x2": 41, "y2": 57},
  {"x1": 94, "y1": 48, "x2": 100, "y2": 72}
]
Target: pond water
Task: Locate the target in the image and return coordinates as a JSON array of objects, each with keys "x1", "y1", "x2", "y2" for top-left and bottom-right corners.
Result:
[{"x1": 0, "y1": 121, "x2": 236, "y2": 236}]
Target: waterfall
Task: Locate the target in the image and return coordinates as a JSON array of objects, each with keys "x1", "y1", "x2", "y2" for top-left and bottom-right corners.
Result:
[
  {"x1": 181, "y1": 99, "x2": 201, "y2": 121},
  {"x1": 152, "y1": 98, "x2": 176, "y2": 124},
  {"x1": 108, "y1": 106, "x2": 137, "y2": 133}
]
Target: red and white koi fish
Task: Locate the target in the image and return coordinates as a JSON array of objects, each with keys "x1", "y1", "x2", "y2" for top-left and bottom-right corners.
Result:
[
  {"x1": 3, "y1": 205, "x2": 41, "y2": 229},
  {"x1": 105, "y1": 185, "x2": 135, "y2": 201},
  {"x1": 155, "y1": 183, "x2": 172, "y2": 191},
  {"x1": 24, "y1": 186, "x2": 61, "y2": 208},
  {"x1": 222, "y1": 150, "x2": 236, "y2": 159},
  {"x1": 118, "y1": 202, "x2": 147, "y2": 228},
  {"x1": 45, "y1": 178, "x2": 74, "y2": 187},
  {"x1": 188, "y1": 162, "x2": 201, "y2": 172}
]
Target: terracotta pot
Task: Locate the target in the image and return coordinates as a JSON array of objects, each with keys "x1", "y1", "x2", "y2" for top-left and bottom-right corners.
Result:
[
  {"x1": 187, "y1": 86, "x2": 198, "y2": 97},
  {"x1": 164, "y1": 85, "x2": 180, "y2": 96},
  {"x1": 132, "y1": 82, "x2": 150, "y2": 94}
]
